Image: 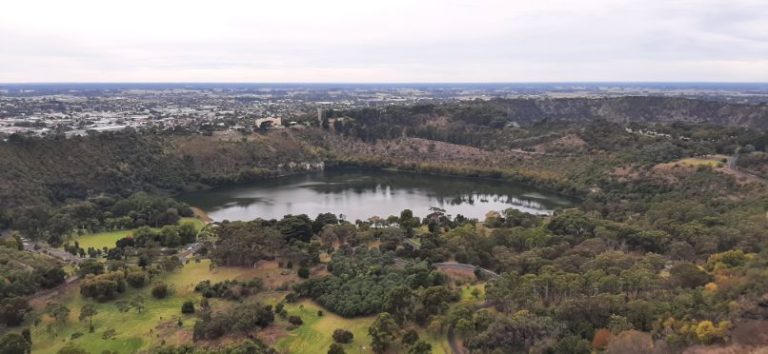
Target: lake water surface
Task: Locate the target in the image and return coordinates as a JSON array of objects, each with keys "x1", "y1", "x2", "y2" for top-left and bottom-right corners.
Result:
[{"x1": 180, "y1": 169, "x2": 574, "y2": 222}]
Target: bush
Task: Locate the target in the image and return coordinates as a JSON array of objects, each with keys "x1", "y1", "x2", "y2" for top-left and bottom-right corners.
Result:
[
  {"x1": 298, "y1": 266, "x2": 310, "y2": 279},
  {"x1": 126, "y1": 271, "x2": 147, "y2": 288},
  {"x1": 78, "y1": 259, "x2": 105, "y2": 277},
  {"x1": 151, "y1": 283, "x2": 169, "y2": 299},
  {"x1": 181, "y1": 301, "x2": 195, "y2": 314},
  {"x1": 0, "y1": 333, "x2": 30, "y2": 354},
  {"x1": 285, "y1": 292, "x2": 298, "y2": 303},
  {"x1": 102, "y1": 329, "x2": 117, "y2": 340},
  {"x1": 402, "y1": 329, "x2": 419, "y2": 346},
  {"x1": 193, "y1": 302, "x2": 274, "y2": 340},
  {"x1": 333, "y1": 329, "x2": 354, "y2": 344},
  {"x1": 288, "y1": 315, "x2": 303, "y2": 326},
  {"x1": 328, "y1": 343, "x2": 346, "y2": 354},
  {"x1": 80, "y1": 272, "x2": 126, "y2": 302}
]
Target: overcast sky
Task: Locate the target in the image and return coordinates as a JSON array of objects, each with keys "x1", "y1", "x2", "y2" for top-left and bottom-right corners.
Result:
[{"x1": 1, "y1": 0, "x2": 767, "y2": 82}]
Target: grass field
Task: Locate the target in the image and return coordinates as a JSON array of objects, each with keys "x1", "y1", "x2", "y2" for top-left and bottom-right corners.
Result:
[
  {"x1": 270, "y1": 299, "x2": 450, "y2": 354},
  {"x1": 654, "y1": 155, "x2": 728, "y2": 170},
  {"x1": 68, "y1": 217, "x2": 205, "y2": 250},
  {"x1": 30, "y1": 260, "x2": 267, "y2": 354},
  {"x1": 29, "y1": 249, "x2": 453, "y2": 353},
  {"x1": 460, "y1": 283, "x2": 486, "y2": 303},
  {"x1": 677, "y1": 156, "x2": 727, "y2": 168}
]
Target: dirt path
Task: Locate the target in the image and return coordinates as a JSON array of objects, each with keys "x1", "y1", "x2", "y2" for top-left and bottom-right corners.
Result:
[
  {"x1": 447, "y1": 325, "x2": 464, "y2": 354},
  {"x1": 27, "y1": 276, "x2": 80, "y2": 307},
  {"x1": 433, "y1": 261, "x2": 500, "y2": 280},
  {"x1": 725, "y1": 154, "x2": 766, "y2": 185}
]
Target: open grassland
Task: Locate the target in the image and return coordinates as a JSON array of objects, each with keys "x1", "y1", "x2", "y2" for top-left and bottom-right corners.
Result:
[
  {"x1": 460, "y1": 282, "x2": 486, "y2": 303},
  {"x1": 273, "y1": 299, "x2": 374, "y2": 354},
  {"x1": 67, "y1": 217, "x2": 205, "y2": 250},
  {"x1": 655, "y1": 155, "x2": 728, "y2": 170},
  {"x1": 677, "y1": 156, "x2": 727, "y2": 168},
  {"x1": 30, "y1": 255, "x2": 452, "y2": 353},
  {"x1": 269, "y1": 299, "x2": 450, "y2": 354},
  {"x1": 29, "y1": 260, "x2": 269, "y2": 354}
]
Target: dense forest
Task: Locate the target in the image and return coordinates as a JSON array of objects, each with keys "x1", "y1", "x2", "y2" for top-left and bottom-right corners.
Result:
[{"x1": 3, "y1": 97, "x2": 768, "y2": 353}]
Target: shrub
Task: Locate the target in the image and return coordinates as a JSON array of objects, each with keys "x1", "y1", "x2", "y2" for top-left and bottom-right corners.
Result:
[
  {"x1": 181, "y1": 301, "x2": 195, "y2": 314},
  {"x1": 288, "y1": 315, "x2": 303, "y2": 326},
  {"x1": 333, "y1": 329, "x2": 354, "y2": 344},
  {"x1": 102, "y1": 328, "x2": 117, "y2": 340},
  {"x1": 285, "y1": 292, "x2": 298, "y2": 303},
  {"x1": 328, "y1": 343, "x2": 346, "y2": 354},
  {"x1": 80, "y1": 272, "x2": 126, "y2": 302},
  {"x1": 402, "y1": 329, "x2": 419, "y2": 346},
  {"x1": 151, "y1": 283, "x2": 169, "y2": 299},
  {"x1": 298, "y1": 266, "x2": 310, "y2": 279},
  {"x1": 126, "y1": 271, "x2": 147, "y2": 288}
]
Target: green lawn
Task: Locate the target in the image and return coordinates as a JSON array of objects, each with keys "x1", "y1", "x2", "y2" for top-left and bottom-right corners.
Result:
[
  {"x1": 68, "y1": 217, "x2": 205, "y2": 250},
  {"x1": 30, "y1": 260, "x2": 262, "y2": 354}
]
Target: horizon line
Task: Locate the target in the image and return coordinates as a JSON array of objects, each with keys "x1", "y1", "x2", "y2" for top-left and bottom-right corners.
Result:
[{"x1": 2, "y1": 81, "x2": 768, "y2": 85}]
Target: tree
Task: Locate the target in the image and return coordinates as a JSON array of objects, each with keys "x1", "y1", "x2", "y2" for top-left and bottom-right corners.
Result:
[
  {"x1": 152, "y1": 283, "x2": 169, "y2": 299},
  {"x1": 383, "y1": 286, "x2": 414, "y2": 324},
  {"x1": 605, "y1": 330, "x2": 653, "y2": 354},
  {"x1": 126, "y1": 271, "x2": 147, "y2": 288},
  {"x1": 45, "y1": 302, "x2": 70, "y2": 324},
  {"x1": 298, "y1": 266, "x2": 310, "y2": 279},
  {"x1": 607, "y1": 314, "x2": 633, "y2": 333},
  {"x1": 592, "y1": 329, "x2": 613, "y2": 351},
  {"x1": 38, "y1": 268, "x2": 67, "y2": 288},
  {"x1": 80, "y1": 272, "x2": 126, "y2": 301},
  {"x1": 313, "y1": 213, "x2": 339, "y2": 233},
  {"x1": 399, "y1": 209, "x2": 420, "y2": 237},
  {"x1": 669, "y1": 262, "x2": 712, "y2": 288},
  {"x1": 78, "y1": 259, "x2": 104, "y2": 276},
  {"x1": 407, "y1": 341, "x2": 432, "y2": 354},
  {"x1": 278, "y1": 215, "x2": 313, "y2": 242},
  {"x1": 333, "y1": 329, "x2": 354, "y2": 344},
  {"x1": 555, "y1": 335, "x2": 591, "y2": 354},
  {"x1": 0, "y1": 333, "x2": 30, "y2": 354},
  {"x1": 547, "y1": 211, "x2": 595, "y2": 238},
  {"x1": 695, "y1": 320, "x2": 730, "y2": 344},
  {"x1": 131, "y1": 295, "x2": 145, "y2": 314},
  {"x1": 181, "y1": 301, "x2": 195, "y2": 314},
  {"x1": 20, "y1": 329, "x2": 31, "y2": 346},
  {"x1": 402, "y1": 329, "x2": 419, "y2": 346},
  {"x1": 0, "y1": 298, "x2": 31, "y2": 327},
  {"x1": 78, "y1": 304, "x2": 98, "y2": 330},
  {"x1": 178, "y1": 222, "x2": 198, "y2": 244},
  {"x1": 369, "y1": 312, "x2": 399, "y2": 353},
  {"x1": 327, "y1": 343, "x2": 345, "y2": 354}
]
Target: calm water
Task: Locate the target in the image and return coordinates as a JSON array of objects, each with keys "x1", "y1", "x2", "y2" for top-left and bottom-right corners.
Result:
[{"x1": 180, "y1": 169, "x2": 574, "y2": 222}]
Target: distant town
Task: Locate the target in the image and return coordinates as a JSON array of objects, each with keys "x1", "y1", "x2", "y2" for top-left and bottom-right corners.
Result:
[{"x1": 1, "y1": 83, "x2": 767, "y2": 138}]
